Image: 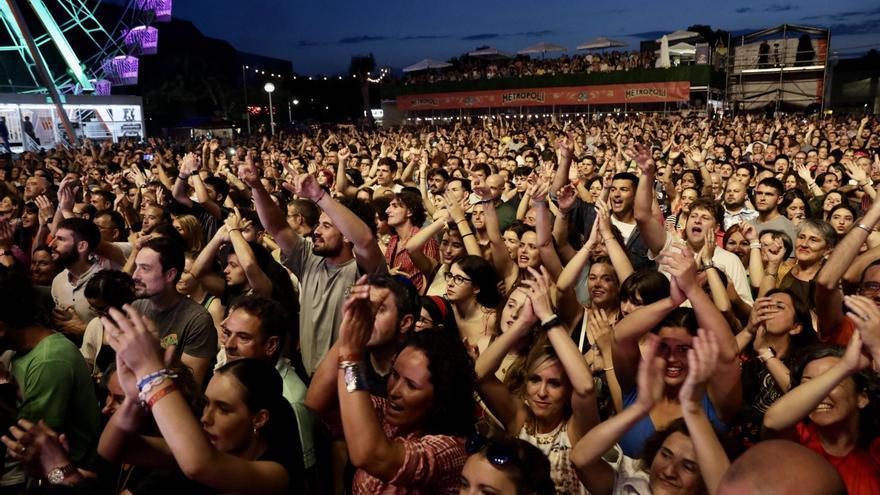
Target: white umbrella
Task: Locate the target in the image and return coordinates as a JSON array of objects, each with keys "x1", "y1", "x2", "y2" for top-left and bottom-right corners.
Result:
[
  {"x1": 656, "y1": 35, "x2": 671, "y2": 68},
  {"x1": 467, "y1": 46, "x2": 511, "y2": 59},
  {"x1": 517, "y1": 42, "x2": 567, "y2": 57},
  {"x1": 402, "y1": 58, "x2": 453, "y2": 73},
  {"x1": 576, "y1": 37, "x2": 627, "y2": 51},
  {"x1": 656, "y1": 30, "x2": 700, "y2": 43}
]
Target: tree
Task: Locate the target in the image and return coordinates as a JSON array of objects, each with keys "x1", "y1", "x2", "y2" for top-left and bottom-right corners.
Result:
[{"x1": 349, "y1": 54, "x2": 376, "y2": 127}]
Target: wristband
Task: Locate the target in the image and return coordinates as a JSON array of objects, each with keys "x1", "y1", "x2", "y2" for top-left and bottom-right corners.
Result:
[
  {"x1": 339, "y1": 361, "x2": 369, "y2": 393},
  {"x1": 539, "y1": 315, "x2": 561, "y2": 332},
  {"x1": 461, "y1": 232, "x2": 474, "y2": 238},
  {"x1": 765, "y1": 271, "x2": 778, "y2": 278},
  {"x1": 856, "y1": 223, "x2": 873, "y2": 234},
  {"x1": 750, "y1": 242, "x2": 762, "y2": 250},
  {"x1": 337, "y1": 351, "x2": 362, "y2": 364},
  {"x1": 146, "y1": 383, "x2": 179, "y2": 410},
  {"x1": 137, "y1": 369, "x2": 177, "y2": 392}
]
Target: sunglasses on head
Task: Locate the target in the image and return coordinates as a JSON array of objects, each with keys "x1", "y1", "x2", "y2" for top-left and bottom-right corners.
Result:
[{"x1": 465, "y1": 434, "x2": 521, "y2": 467}]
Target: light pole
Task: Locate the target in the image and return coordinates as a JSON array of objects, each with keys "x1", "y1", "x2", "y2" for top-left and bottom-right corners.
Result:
[
  {"x1": 242, "y1": 65, "x2": 251, "y2": 135},
  {"x1": 288, "y1": 98, "x2": 299, "y2": 123},
  {"x1": 264, "y1": 82, "x2": 275, "y2": 136}
]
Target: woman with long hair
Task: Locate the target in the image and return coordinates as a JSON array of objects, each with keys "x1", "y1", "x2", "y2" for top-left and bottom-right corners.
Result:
[
  {"x1": 571, "y1": 330, "x2": 731, "y2": 495},
  {"x1": 611, "y1": 247, "x2": 741, "y2": 457},
  {"x1": 781, "y1": 189, "x2": 811, "y2": 227},
  {"x1": 172, "y1": 214, "x2": 205, "y2": 256},
  {"x1": 445, "y1": 255, "x2": 502, "y2": 355},
  {"x1": 475, "y1": 267, "x2": 598, "y2": 494},
  {"x1": 81, "y1": 270, "x2": 136, "y2": 377},
  {"x1": 764, "y1": 326, "x2": 880, "y2": 495},
  {"x1": 306, "y1": 281, "x2": 478, "y2": 494},
  {"x1": 94, "y1": 307, "x2": 304, "y2": 495}
]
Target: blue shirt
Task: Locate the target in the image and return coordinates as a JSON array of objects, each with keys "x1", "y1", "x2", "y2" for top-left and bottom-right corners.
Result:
[{"x1": 618, "y1": 387, "x2": 727, "y2": 458}]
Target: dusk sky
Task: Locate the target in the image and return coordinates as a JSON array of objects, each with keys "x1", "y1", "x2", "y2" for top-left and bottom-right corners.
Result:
[{"x1": 172, "y1": 1, "x2": 880, "y2": 75}]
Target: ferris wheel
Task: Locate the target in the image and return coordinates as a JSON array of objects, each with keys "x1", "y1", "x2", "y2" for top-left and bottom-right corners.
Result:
[{"x1": 0, "y1": 0, "x2": 170, "y2": 142}]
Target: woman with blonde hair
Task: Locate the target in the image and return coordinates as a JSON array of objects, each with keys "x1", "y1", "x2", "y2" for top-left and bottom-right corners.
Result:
[{"x1": 173, "y1": 214, "x2": 204, "y2": 255}]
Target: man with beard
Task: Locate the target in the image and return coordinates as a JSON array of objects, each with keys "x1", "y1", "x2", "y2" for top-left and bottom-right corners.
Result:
[
  {"x1": 49, "y1": 218, "x2": 107, "y2": 337},
  {"x1": 23, "y1": 175, "x2": 49, "y2": 202},
  {"x1": 130, "y1": 236, "x2": 216, "y2": 384},
  {"x1": 239, "y1": 161, "x2": 385, "y2": 376},
  {"x1": 0, "y1": 266, "x2": 100, "y2": 489},
  {"x1": 384, "y1": 191, "x2": 437, "y2": 293},
  {"x1": 220, "y1": 295, "x2": 315, "y2": 480},
  {"x1": 722, "y1": 178, "x2": 758, "y2": 231},
  {"x1": 635, "y1": 150, "x2": 753, "y2": 305}
]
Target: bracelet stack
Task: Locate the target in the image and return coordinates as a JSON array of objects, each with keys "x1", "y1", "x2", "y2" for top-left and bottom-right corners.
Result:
[
  {"x1": 137, "y1": 369, "x2": 178, "y2": 407},
  {"x1": 338, "y1": 360, "x2": 369, "y2": 393}
]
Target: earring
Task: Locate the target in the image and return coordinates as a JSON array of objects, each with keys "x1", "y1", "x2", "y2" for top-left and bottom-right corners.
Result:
[{"x1": 253, "y1": 427, "x2": 258, "y2": 436}]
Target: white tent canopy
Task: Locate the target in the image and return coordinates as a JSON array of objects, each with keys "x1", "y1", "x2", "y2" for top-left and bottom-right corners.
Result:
[
  {"x1": 576, "y1": 37, "x2": 627, "y2": 50},
  {"x1": 517, "y1": 42, "x2": 567, "y2": 56},
  {"x1": 467, "y1": 46, "x2": 511, "y2": 59},
  {"x1": 668, "y1": 42, "x2": 696, "y2": 56},
  {"x1": 656, "y1": 30, "x2": 700, "y2": 43},
  {"x1": 402, "y1": 58, "x2": 452, "y2": 73}
]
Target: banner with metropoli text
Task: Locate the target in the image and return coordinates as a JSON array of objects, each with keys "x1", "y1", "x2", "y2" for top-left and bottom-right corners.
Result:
[{"x1": 396, "y1": 81, "x2": 691, "y2": 111}]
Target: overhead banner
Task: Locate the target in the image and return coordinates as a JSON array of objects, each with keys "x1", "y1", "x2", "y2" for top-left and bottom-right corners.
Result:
[{"x1": 397, "y1": 81, "x2": 691, "y2": 110}]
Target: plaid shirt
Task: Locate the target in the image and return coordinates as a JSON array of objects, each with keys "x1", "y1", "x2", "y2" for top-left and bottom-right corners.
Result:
[
  {"x1": 384, "y1": 227, "x2": 439, "y2": 294},
  {"x1": 352, "y1": 397, "x2": 467, "y2": 495}
]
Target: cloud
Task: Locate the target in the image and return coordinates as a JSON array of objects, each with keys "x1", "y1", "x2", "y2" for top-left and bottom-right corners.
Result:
[
  {"x1": 295, "y1": 40, "x2": 321, "y2": 47},
  {"x1": 337, "y1": 35, "x2": 387, "y2": 44},
  {"x1": 763, "y1": 4, "x2": 797, "y2": 12},
  {"x1": 802, "y1": 7, "x2": 880, "y2": 22},
  {"x1": 735, "y1": 7, "x2": 752, "y2": 13},
  {"x1": 398, "y1": 35, "x2": 450, "y2": 40},
  {"x1": 625, "y1": 30, "x2": 670, "y2": 40},
  {"x1": 461, "y1": 33, "x2": 501, "y2": 41},
  {"x1": 460, "y1": 29, "x2": 556, "y2": 41}
]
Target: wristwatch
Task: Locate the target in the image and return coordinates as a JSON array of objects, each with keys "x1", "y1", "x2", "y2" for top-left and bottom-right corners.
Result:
[
  {"x1": 757, "y1": 347, "x2": 776, "y2": 363},
  {"x1": 47, "y1": 463, "x2": 78, "y2": 485},
  {"x1": 539, "y1": 315, "x2": 562, "y2": 332}
]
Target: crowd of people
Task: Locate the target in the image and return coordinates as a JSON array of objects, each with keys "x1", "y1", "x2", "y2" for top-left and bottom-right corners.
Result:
[
  {"x1": 0, "y1": 110, "x2": 878, "y2": 494},
  {"x1": 403, "y1": 50, "x2": 658, "y2": 85}
]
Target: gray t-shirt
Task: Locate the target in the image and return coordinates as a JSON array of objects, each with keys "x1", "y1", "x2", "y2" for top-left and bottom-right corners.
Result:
[
  {"x1": 132, "y1": 297, "x2": 217, "y2": 361},
  {"x1": 755, "y1": 214, "x2": 799, "y2": 246},
  {"x1": 282, "y1": 236, "x2": 383, "y2": 375}
]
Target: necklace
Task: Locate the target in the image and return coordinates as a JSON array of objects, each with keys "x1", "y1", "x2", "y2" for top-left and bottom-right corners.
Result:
[{"x1": 532, "y1": 418, "x2": 564, "y2": 445}]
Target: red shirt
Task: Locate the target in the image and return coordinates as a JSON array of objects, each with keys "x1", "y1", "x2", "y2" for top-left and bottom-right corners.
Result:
[
  {"x1": 385, "y1": 227, "x2": 439, "y2": 294},
  {"x1": 796, "y1": 422, "x2": 880, "y2": 495},
  {"x1": 822, "y1": 316, "x2": 855, "y2": 346}
]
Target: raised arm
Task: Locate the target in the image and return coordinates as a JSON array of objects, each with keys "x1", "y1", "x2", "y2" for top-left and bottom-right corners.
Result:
[
  {"x1": 633, "y1": 145, "x2": 668, "y2": 257},
  {"x1": 404, "y1": 213, "x2": 446, "y2": 276},
  {"x1": 190, "y1": 225, "x2": 229, "y2": 297},
  {"x1": 334, "y1": 146, "x2": 360, "y2": 198},
  {"x1": 290, "y1": 172, "x2": 384, "y2": 274},
  {"x1": 477, "y1": 185, "x2": 515, "y2": 283},
  {"x1": 225, "y1": 210, "x2": 273, "y2": 298},
  {"x1": 596, "y1": 199, "x2": 634, "y2": 282},
  {"x1": 526, "y1": 267, "x2": 598, "y2": 440},
  {"x1": 533, "y1": 183, "x2": 564, "y2": 280},
  {"x1": 764, "y1": 332, "x2": 868, "y2": 434},
  {"x1": 171, "y1": 153, "x2": 197, "y2": 208},
  {"x1": 550, "y1": 134, "x2": 574, "y2": 195},
  {"x1": 571, "y1": 335, "x2": 666, "y2": 495},
  {"x1": 239, "y1": 160, "x2": 301, "y2": 256},
  {"x1": 474, "y1": 294, "x2": 534, "y2": 432},
  {"x1": 815, "y1": 193, "x2": 880, "y2": 338},
  {"x1": 679, "y1": 330, "x2": 730, "y2": 495},
  {"x1": 103, "y1": 307, "x2": 292, "y2": 495}
]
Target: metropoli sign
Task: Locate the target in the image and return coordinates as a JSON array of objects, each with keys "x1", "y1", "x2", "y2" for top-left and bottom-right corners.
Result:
[{"x1": 397, "y1": 81, "x2": 691, "y2": 110}]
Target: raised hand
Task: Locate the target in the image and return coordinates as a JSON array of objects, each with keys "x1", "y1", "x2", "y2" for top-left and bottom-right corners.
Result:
[
  {"x1": 633, "y1": 143, "x2": 655, "y2": 175},
  {"x1": 102, "y1": 305, "x2": 165, "y2": 379},
  {"x1": 337, "y1": 276, "x2": 373, "y2": 354},
  {"x1": 337, "y1": 145, "x2": 351, "y2": 163},
  {"x1": 634, "y1": 334, "x2": 667, "y2": 412},
  {"x1": 595, "y1": 199, "x2": 613, "y2": 238},
  {"x1": 34, "y1": 195, "x2": 54, "y2": 226},
  {"x1": 740, "y1": 221, "x2": 758, "y2": 243},
  {"x1": 557, "y1": 184, "x2": 577, "y2": 212},
  {"x1": 237, "y1": 158, "x2": 261, "y2": 188},
  {"x1": 679, "y1": 328, "x2": 719, "y2": 410},
  {"x1": 659, "y1": 244, "x2": 699, "y2": 296},
  {"x1": 522, "y1": 266, "x2": 556, "y2": 322},
  {"x1": 844, "y1": 295, "x2": 880, "y2": 358}
]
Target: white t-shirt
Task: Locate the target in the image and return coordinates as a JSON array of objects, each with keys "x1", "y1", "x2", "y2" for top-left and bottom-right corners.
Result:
[
  {"x1": 611, "y1": 216, "x2": 637, "y2": 244},
  {"x1": 650, "y1": 232, "x2": 754, "y2": 304}
]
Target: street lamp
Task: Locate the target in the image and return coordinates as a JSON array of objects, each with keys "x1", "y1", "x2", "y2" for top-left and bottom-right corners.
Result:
[
  {"x1": 288, "y1": 98, "x2": 299, "y2": 123},
  {"x1": 264, "y1": 82, "x2": 275, "y2": 136}
]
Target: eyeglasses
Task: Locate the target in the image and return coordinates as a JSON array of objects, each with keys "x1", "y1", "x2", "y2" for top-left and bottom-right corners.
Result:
[
  {"x1": 417, "y1": 315, "x2": 434, "y2": 327},
  {"x1": 443, "y1": 272, "x2": 472, "y2": 286}
]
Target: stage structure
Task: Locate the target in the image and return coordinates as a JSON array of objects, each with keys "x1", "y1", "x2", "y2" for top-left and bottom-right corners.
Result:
[
  {"x1": 0, "y1": 0, "x2": 170, "y2": 145},
  {"x1": 727, "y1": 24, "x2": 829, "y2": 113}
]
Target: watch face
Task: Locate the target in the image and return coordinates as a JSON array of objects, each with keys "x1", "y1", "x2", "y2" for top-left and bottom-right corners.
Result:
[{"x1": 48, "y1": 469, "x2": 64, "y2": 484}]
